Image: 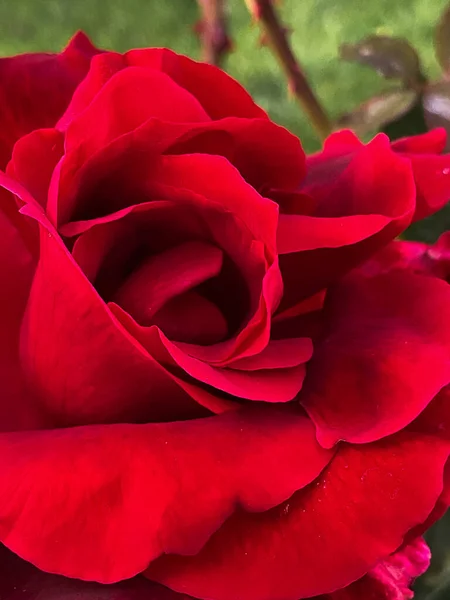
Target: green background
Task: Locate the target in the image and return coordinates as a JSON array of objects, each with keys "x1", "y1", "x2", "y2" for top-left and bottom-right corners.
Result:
[
  {"x1": 0, "y1": 0, "x2": 449, "y2": 152},
  {"x1": 0, "y1": 0, "x2": 449, "y2": 597}
]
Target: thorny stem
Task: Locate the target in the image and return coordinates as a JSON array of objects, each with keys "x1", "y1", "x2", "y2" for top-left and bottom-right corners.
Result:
[
  {"x1": 196, "y1": 0, "x2": 231, "y2": 66},
  {"x1": 244, "y1": 0, "x2": 332, "y2": 140}
]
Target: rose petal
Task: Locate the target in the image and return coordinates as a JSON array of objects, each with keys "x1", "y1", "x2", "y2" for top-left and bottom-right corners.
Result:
[
  {"x1": 0, "y1": 32, "x2": 98, "y2": 168},
  {"x1": 113, "y1": 241, "x2": 224, "y2": 325},
  {"x1": 20, "y1": 221, "x2": 211, "y2": 426},
  {"x1": 58, "y1": 49, "x2": 266, "y2": 131},
  {"x1": 324, "y1": 537, "x2": 430, "y2": 600},
  {"x1": 391, "y1": 128, "x2": 447, "y2": 154},
  {"x1": 399, "y1": 153, "x2": 450, "y2": 220},
  {"x1": 111, "y1": 303, "x2": 309, "y2": 403},
  {"x1": 147, "y1": 430, "x2": 450, "y2": 600},
  {"x1": 391, "y1": 130, "x2": 450, "y2": 220},
  {"x1": 64, "y1": 66, "x2": 210, "y2": 160},
  {"x1": 300, "y1": 270, "x2": 450, "y2": 447},
  {"x1": 56, "y1": 116, "x2": 302, "y2": 226},
  {"x1": 0, "y1": 545, "x2": 191, "y2": 600},
  {"x1": 7, "y1": 128, "x2": 64, "y2": 209},
  {"x1": 278, "y1": 134, "x2": 415, "y2": 307},
  {"x1": 0, "y1": 187, "x2": 47, "y2": 432},
  {"x1": 0, "y1": 407, "x2": 332, "y2": 584}
]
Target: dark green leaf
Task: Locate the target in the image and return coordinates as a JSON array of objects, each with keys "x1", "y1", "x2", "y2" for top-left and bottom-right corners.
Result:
[
  {"x1": 435, "y1": 3, "x2": 450, "y2": 77},
  {"x1": 339, "y1": 35, "x2": 425, "y2": 87},
  {"x1": 336, "y1": 89, "x2": 418, "y2": 136},
  {"x1": 423, "y1": 80, "x2": 450, "y2": 151}
]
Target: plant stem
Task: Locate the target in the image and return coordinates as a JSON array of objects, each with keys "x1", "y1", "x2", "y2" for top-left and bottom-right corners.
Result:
[
  {"x1": 245, "y1": 0, "x2": 332, "y2": 140},
  {"x1": 196, "y1": 0, "x2": 231, "y2": 66}
]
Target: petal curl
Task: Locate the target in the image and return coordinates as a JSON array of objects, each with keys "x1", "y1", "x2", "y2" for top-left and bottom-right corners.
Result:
[
  {"x1": 0, "y1": 185, "x2": 46, "y2": 431},
  {"x1": 58, "y1": 49, "x2": 266, "y2": 131},
  {"x1": 278, "y1": 134, "x2": 415, "y2": 307},
  {"x1": 324, "y1": 537, "x2": 430, "y2": 600},
  {"x1": 300, "y1": 270, "x2": 450, "y2": 447},
  {"x1": 0, "y1": 545, "x2": 190, "y2": 600},
  {"x1": 0, "y1": 407, "x2": 332, "y2": 584},
  {"x1": 147, "y1": 431, "x2": 450, "y2": 600},
  {"x1": 0, "y1": 32, "x2": 98, "y2": 168}
]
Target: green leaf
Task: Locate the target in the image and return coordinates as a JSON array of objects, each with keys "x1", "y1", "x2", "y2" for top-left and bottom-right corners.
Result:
[
  {"x1": 435, "y1": 2, "x2": 450, "y2": 77},
  {"x1": 339, "y1": 35, "x2": 426, "y2": 87},
  {"x1": 336, "y1": 89, "x2": 418, "y2": 136},
  {"x1": 423, "y1": 81, "x2": 450, "y2": 151}
]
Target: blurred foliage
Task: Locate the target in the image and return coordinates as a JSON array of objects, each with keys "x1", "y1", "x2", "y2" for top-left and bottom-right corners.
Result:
[
  {"x1": 0, "y1": 0, "x2": 449, "y2": 152},
  {"x1": 0, "y1": 0, "x2": 449, "y2": 597}
]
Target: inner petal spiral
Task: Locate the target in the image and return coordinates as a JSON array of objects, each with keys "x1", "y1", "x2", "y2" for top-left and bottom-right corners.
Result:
[{"x1": 113, "y1": 241, "x2": 226, "y2": 342}]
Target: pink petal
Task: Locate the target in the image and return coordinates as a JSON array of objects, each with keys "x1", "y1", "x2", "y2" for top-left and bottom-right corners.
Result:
[
  {"x1": 325, "y1": 537, "x2": 431, "y2": 600},
  {"x1": 0, "y1": 407, "x2": 332, "y2": 583},
  {"x1": 147, "y1": 430, "x2": 450, "y2": 600},
  {"x1": 0, "y1": 32, "x2": 99, "y2": 168},
  {"x1": 300, "y1": 270, "x2": 450, "y2": 447}
]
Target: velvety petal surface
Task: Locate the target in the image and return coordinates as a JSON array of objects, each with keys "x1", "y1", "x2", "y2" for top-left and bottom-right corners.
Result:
[
  {"x1": 57, "y1": 49, "x2": 267, "y2": 131},
  {"x1": 300, "y1": 270, "x2": 450, "y2": 447},
  {"x1": 0, "y1": 407, "x2": 332, "y2": 584},
  {"x1": 0, "y1": 32, "x2": 98, "y2": 169},
  {"x1": 147, "y1": 431, "x2": 450, "y2": 600},
  {"x1": 278, "y1": 134, "x2": 415, "y2": 307},
  {"x1": 0, "y1": 186, "x2": 47, "y2": 432},
  {"x1": 392, "y1": 129, "x2": 450, "y2": 220},
  {"x1": 0, "y1": 545, "x2": 191, "y2": 600},
  {"x1": 20, "y1": 221, "x2": 209, "y2": 426}
]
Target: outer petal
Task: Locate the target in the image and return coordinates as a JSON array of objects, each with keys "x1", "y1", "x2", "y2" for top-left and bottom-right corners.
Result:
[
  {"x1": 54, "y1": 115, "x2": 299, "y2": 228},
  {"x1": 7, "y1": 128, "x2": 64, "y2": 210},
  {"x1": 63, "y1": 66, "x2": 210, "y2": 157},
  {"x1": 324, "y1": 538, "x2": 430, "y2": 600},
  {"x1": 391, "y1": 129, "x2": 450, "y2": 221},
  {"x1": 0, "y1": 407, "x2": 332, "y2": 584},
  {"x1": 0, "y1": 545, "x2": 190, "y2": 600},
  {"x1": 278, "y1": 134, "x2": 415, "y2": 307},
  {"x1": 0, "y1": 32, "x2": 99, "y2": 169},
  {"x1": 147, "y1": 431, "x2": 450, "y2": 600},
  {"x1": 361, "y1": 233, "x2": 450, "y2": 281},
  {"x1": 20, "y1": 218, "x2": 210, "y2": 426},
  {"x1": 300, "y1": 270, "x2": 450, "y2": 447},
  {"x1": 0, "y1": 187, "x2": 47, "y2": 432},
  {"x1": 58, "y1": 49, "x2": 267, "y2": 130}
]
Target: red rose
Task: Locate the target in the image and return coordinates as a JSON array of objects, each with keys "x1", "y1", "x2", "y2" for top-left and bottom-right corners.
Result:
[{"x1": 1, "y1": 33, "x2": 450, "y2": 600}]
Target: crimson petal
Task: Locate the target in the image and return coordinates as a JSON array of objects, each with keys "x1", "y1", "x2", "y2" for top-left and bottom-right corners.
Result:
[
  {"x1": 278, "y1": 134, "x2": 415, "y2": 307},
  {"x1": 0, "y1": 545, "x2": 191, "y2": 600},
  {"x1": 58, "y1": 49, "x2": 266, "y2": 131},
  {"x1": 300, "y1": 270, "x2": 450, "y2": 447},
  {"x1": 0, "y1": 407, "x2": 332, "y2": 584},
  {"x1": 0, "y1": 32, "x2": 98, "y2": 169},
  {"x1": 147, "y1": 430, "x2": 450, "y2": 600}
]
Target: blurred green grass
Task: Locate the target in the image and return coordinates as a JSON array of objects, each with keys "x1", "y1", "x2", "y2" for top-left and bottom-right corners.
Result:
[{"x1": 0, "y1": 0, "x2": 448, "y2": 153}]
